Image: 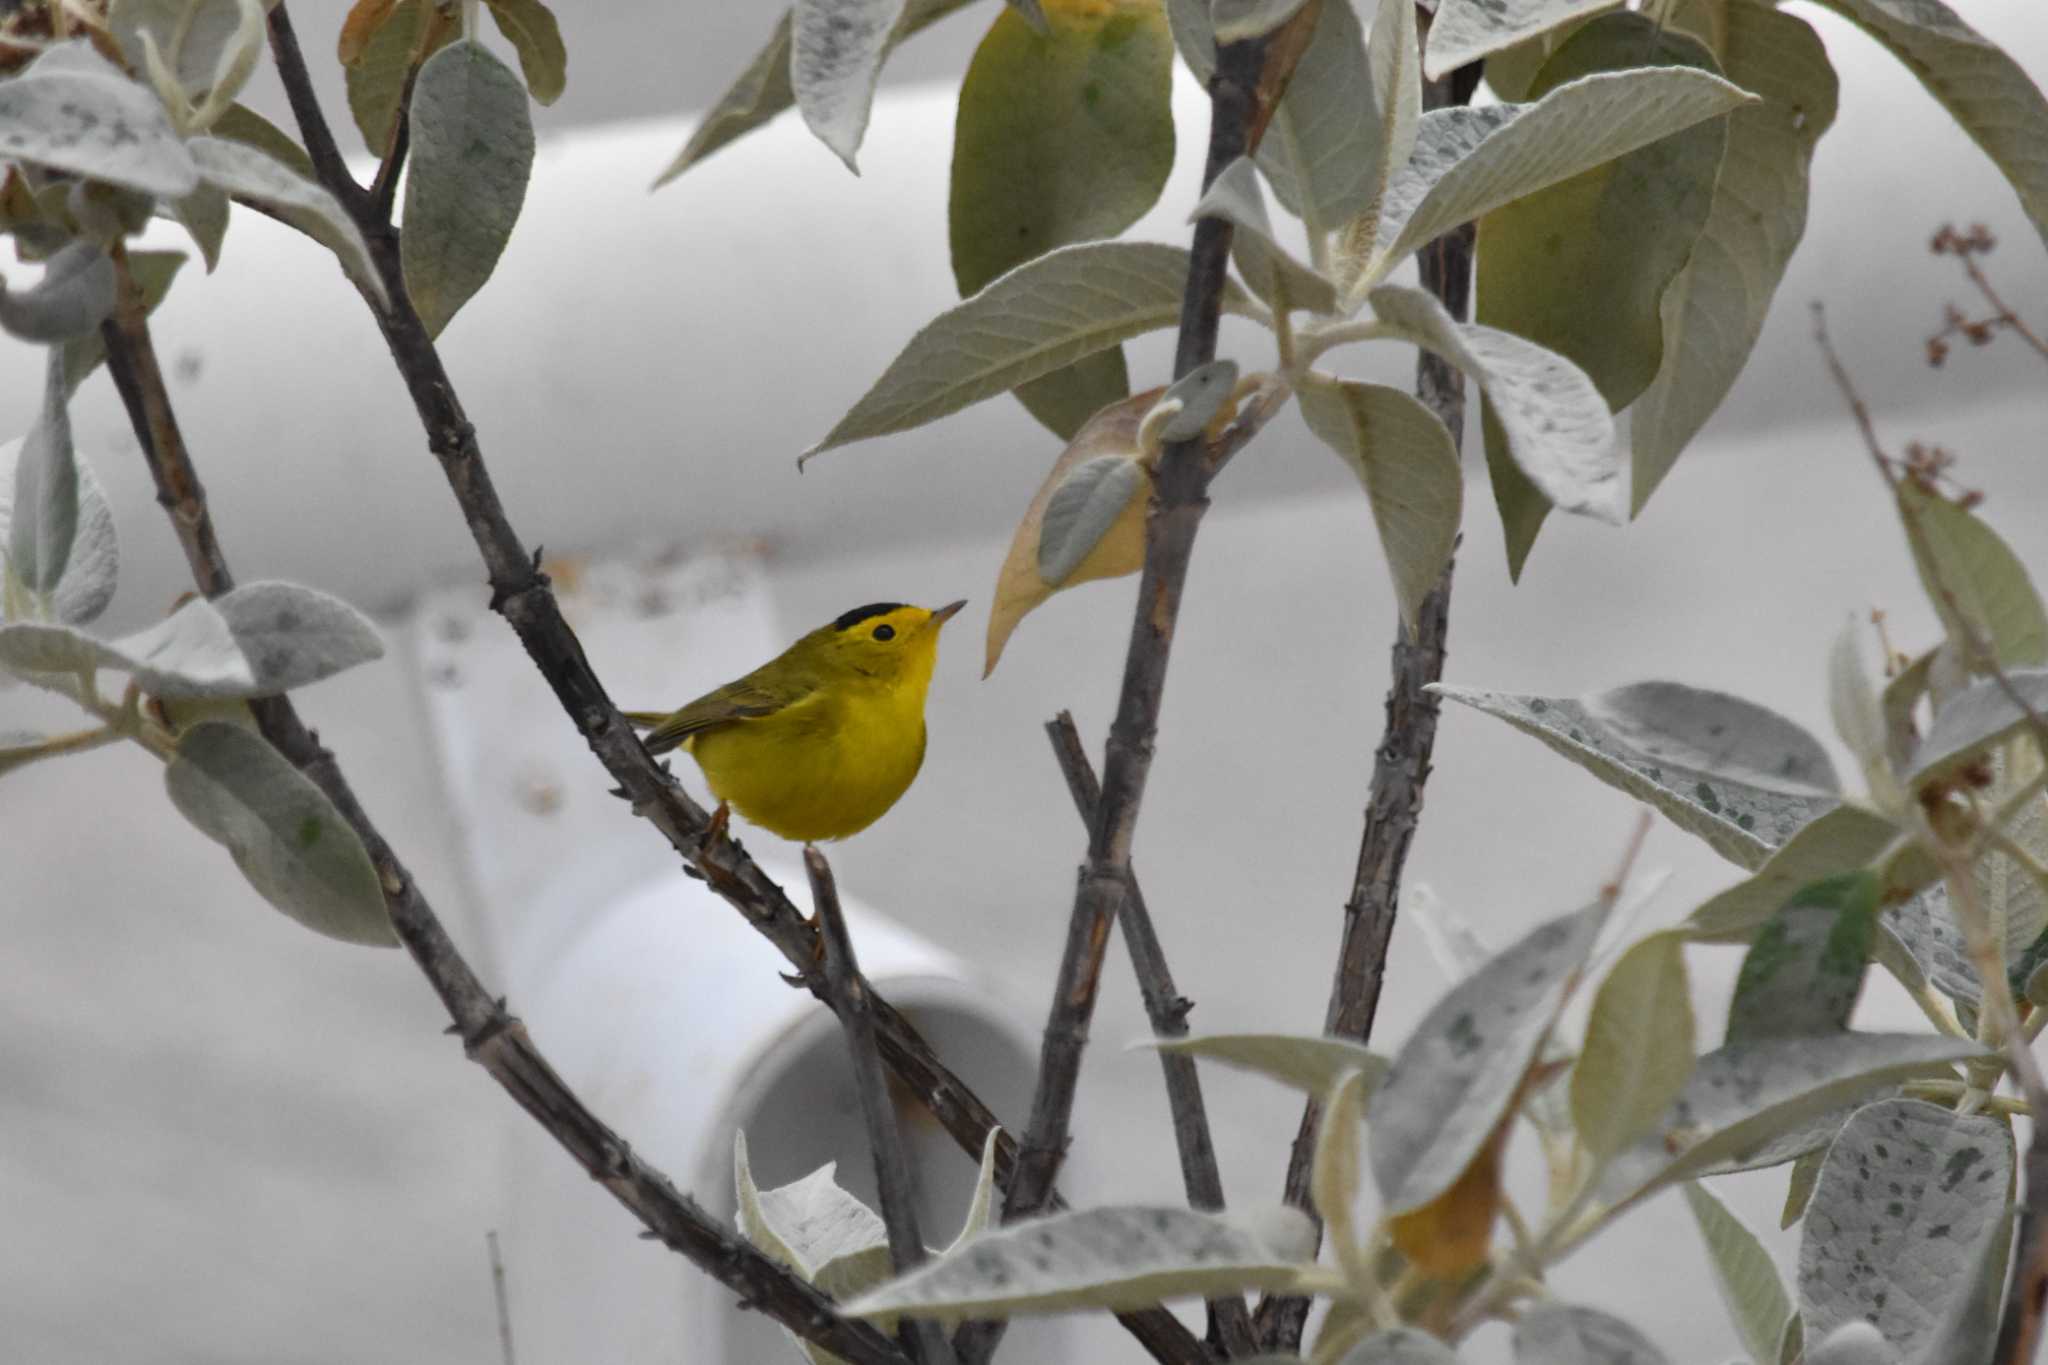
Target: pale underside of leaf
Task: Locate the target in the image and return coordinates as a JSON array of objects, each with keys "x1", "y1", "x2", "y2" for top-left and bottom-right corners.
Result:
[
  {"x1": 0, "y1": 434, "x2": 118, "y2": 626},
  {"x1": 188, "y1": 137, "x2": 388, "y2": 309},
  {"x1": 1192, "y1": 157, "x2": 1337, "y2": 315},
  {"x1": 1255, "y1": 0, "x2": 1382, "y2": 236},
  {"x1": 0, "y1": 60, "x2": 199, "y2": 198},
  {"x1": 1424, "y1": 0, "x2": 1616, "y2": 80},
  {"x1": 791, "y1": 0, "x2": 909, "y2": 171},
  {"x1": 1898, "y1": 480, "x2": 2048, "y2": 670},
  {"x1": 1684, "y1": 1180, "x2": 1794, "y2": 1365},
  {"x1": 1147, "y1": 1032, "x2": 1390, "y2": 1101}
]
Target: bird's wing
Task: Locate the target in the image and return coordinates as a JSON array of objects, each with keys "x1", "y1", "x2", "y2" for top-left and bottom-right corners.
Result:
[{"x1": 629, "y1": 670, "x2": 821, "y2": 754}]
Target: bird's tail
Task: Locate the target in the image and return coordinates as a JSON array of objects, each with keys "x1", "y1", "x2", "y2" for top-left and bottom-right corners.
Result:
[{"x1": 623, "y1": 710, "x2": 686, "y2": 754}]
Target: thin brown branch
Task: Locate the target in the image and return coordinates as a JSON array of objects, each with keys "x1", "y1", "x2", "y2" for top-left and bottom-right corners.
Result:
[
  {"x1": 1926, "y1": 223, "x2": 2048, "y2": 366},
  {"x1": 808, "y1": 848, "x2": 955, "y2": 1365},
  {"x1": 1045, "y1": 712, "x2": 1254, "y2": 1358},
  {"x1": 264, "y1": 4, "x2": 365, "y2": 214},
  {"x1": 1256, "y1": 54, "x2": 1482, "y2": 1354},
  {"x1": 1812, "y1": 303, "x2": 1897, "y2": 491},
  {"x1": 95, "y1": 250, "x2": 912, "y2": 1365},
  {"x1": 257, "y1": 8, "x2": 1200, "y2": 1362}
]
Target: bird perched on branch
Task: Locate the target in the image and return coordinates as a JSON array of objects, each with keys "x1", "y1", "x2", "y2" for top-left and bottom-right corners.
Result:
[{"x1": 626, "y1": 600, "x2": 965, "y2": 843}]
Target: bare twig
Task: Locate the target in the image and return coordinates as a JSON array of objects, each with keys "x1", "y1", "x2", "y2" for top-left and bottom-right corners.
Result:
[
  {"x1": 1045, "y1": 711, "x2": 1254, "y2": 1357},
  {"x1": 1925, "y1": 223, "x2": 2048, "y2": 366},
  {"x1": 94, "y1": 252, "x2": 912, "y2": 1365},
  {"x1": 258, "y1": 9, "x2": 1202, "y2": 1362},
  {"x1": 1256, "y1": 55, "x2": 1482, "y2": 1354},
  {"x1": 808, "y1": 848, "x2": 955, "y2": 1365},
  {"x1": 486, "y1": 1231, "x2": 517, "y2": 1365}
]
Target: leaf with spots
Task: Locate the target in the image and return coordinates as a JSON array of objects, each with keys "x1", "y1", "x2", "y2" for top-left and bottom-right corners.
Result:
[
  {"x1": 1594, "y1": 1034, "x2": 1987, "y2": 1211},
  {"x1": 1434, "y1": 682, "x2": 1840, "y2": 873},
  {"x1": 164, "y1": 721, "x2": 394, "y2": 946},
  {"x1": 841, "y1": 1204, "x2": 1319, "y2": 1320},
  {"x1": 1513, "y1": 1302, "x2": 1670, "y2": 1364},
  {"x1": 0, "y1": 42, "x2": 199, "y2": 198},
  {"x1": 213, "y1": 581, "x2": 386, "y2": 693},
  {"x1": 1685, "y1": 1179, "x2": 1794, "y2": 1363},
  {"x1": 1145, "y1": 1031, "x2": 1390, "y2": 1102},
  {"x1": 792, "y1": 0, "x2": 909, "y2": 171},
  {"x1": 1725, "y1": 871, "x2": 1880, "y2": 1044},
  {"x1": 1685, "y1": 805, "x2": 1908, "y2": 943},
  {"x1": 1370, "y1": 898, "x2": 1609, "y2": 1215},
  {"x1": 1797, "y1": 1099, "x2": 2013, "y2": 1361}
]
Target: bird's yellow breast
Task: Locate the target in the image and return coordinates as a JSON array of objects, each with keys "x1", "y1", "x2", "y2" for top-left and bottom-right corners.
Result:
[{"x1": 686, "y1": 681, "x2": 929, "y2": 842}]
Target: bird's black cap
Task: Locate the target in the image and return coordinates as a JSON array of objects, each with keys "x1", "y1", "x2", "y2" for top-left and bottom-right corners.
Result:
[{"x1": 833, "y1": 602, "x2": 908, "y2": 631}]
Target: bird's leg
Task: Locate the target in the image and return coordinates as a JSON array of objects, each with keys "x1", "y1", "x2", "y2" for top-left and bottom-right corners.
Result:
[{"x1": 704, "y1": 800, "x2": 732, "y2": 846}]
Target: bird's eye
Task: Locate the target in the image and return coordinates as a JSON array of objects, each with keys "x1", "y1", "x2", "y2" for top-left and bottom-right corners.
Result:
[{"x1": 872, "y1": 624, "x2": 896, "y2": 641}]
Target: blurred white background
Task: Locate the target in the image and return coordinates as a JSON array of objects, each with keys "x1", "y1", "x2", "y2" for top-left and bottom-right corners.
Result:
[{"x1": 3, "y1": 2, "x2": 2047, "y2": 1361}]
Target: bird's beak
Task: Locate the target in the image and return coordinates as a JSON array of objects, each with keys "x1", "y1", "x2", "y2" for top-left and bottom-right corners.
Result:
[{"x1": 929, "y1": 599, "x2": 967, "y2": 630}]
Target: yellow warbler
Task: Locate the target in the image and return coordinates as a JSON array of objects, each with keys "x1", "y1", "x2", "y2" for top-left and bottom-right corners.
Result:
[{"x1": 626, "y1": 601, "x2": 965, "y2": 843}]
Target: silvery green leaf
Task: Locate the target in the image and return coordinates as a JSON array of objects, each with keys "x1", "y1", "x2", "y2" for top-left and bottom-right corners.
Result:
[
  {"x1": 109, "y1": 0, "x2": 246, "y2": 97},
  {"x1": 1810, "y1": 0, "x2": 2048, "y2": 255},
  {"x1": 1147, "y1": 1032, "x2": 1390, "y2": 1101},
  {"x1": 1342, "y1": 1327, "x2": 1461, "y2": 1363},
  {"x1": 1784, "y1": 1146, "x2": 1827, "y2": 1228},
  {"x1": 1684, "y1": 1181, "x2": 1794, "y2": 1364},
  {"x1": 1806, "y1": 1322, "x2": 1898, "y2": 1365},
  {"x1": 1424, "y1": 0, "x2": 1616, "y2": 80},
  {"x1": 1191, "y1": 158, "x2": 1337, "y2": 314},
  {"x1": 1572, "y1": 931, "x2": 1695, "y2": 1160},
  {"x1": 1686, "y1": 805, "x2": 1906, "y2": 942},
  {"x1": 1829, "y1": 618, "x2": 1891, "y2": 783},
  {"x1": 188, "y1": 137, "x2": 387, "y2": 309},
  {"x1": 732, "y1": 1131, "x2": 887, "y2": 1365},
  {"x1": 1365, "y1": 68, "x2": 1756, "y2": 286},
  {"x1": 164, "y1": 721, "x2": 395, "y2": 946},
  {"x1": 1038, "y1": 455, "x2": 1145, "y2": 588},
  {"x1": 9, "y1": 349, "x2": 77, "y2": 596},
  {"x1": 214, "y1": 581, "x2": 385, "y2": 691},
  {"x1": 1153, "y1": 360, "x2": 1240, "y2": 444},
  {"x1": 0, "y1": 433, "x2": 117, "y2": 625},
  {"x1": 1596, "y1": 1034, "x2": 1986, "y2": 1210},
  {"x1": 942, "y1": 1126, "x2": 1003, "y2": 1256},
  {"x1": 1907, "y1": 670, "x2": 2048, "y2": 784},
  {"x1": 1296, "y1": 374, "x2": 1459, "y2": 632},
  {"x1": 1311, "y1": 1068, "x2": 1370, "y2": 1285},
  {"x1": 1164, "y1": 0, "x2": 1215, "y2": 82},
  {"x1": 1433, "y1": 683, "x2": 1840, "y2": 873},
  {"x1": 1725, "y1": 871, "x2": 1880, "y2": 1043},
  {"x1": 1513, "y1": 1302, "x2": 1670, "y2": 1364},
  {"x1": 1798, "y1": 1099, "x2": 2013, "y2": 1360},
  {"x1": 0, "y1": 599, "x2": 260, "y2": 697},
  {"x1": 401, "y1": 40, "x2": 534, "y2": 336},
  {"x1": 0, "y1": 47, "x2": 200, "y2": 196},
  {"x1": 1212, "y1": 0, "x2": 1312, "y2": 44},
  {"x1": 167, "y1": 182, "x2": 230, "y2": 273},
  {"x1": 803, "y1": 242, "x2": 1265, "y2": 460},
  {"x1": 1905, "y1": 1203, "x2": 2010, "y2": 1365},
  {"x1": 1372, "y1": 899, "x2": 1608, "y2": 1214},
  {"x1": 1256, "y1": 0, "x2": 1382, "y2": 234},
  {"x1": 1364, "y1": 0, "x2": 1420, "y2": 183},
  {"x1": 0, "y1": 241, "x2": 116, "y2": 342},
  {"x1": 1898, "y1": 480, "x2": 2048, "y2": 669},
  {"x1": 1632, "y1": 4, "x2": 1837, "y2": 512},
  {"x1": 791, "y1": 0, "x2": 907, "y2": 172},
  {"x1": 1367, "y1": 284, "x2": 1622, "y2": 522},
  {"x1": 842, "y1": 1205, "x2": 1318, "y2": 1319},
  {"x1": 62, "y1": 249, "x2": 185, "y2": 394}
]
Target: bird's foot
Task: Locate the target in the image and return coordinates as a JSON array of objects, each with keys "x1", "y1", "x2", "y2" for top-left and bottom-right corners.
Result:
[{"x1": 704, "y1": 800, "x2": 731, "y2": 846}]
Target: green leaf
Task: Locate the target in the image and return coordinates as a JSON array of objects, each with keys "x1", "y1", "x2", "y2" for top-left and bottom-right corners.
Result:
[
  {"x1": 1684, "y1": 805, "x2": 1900, "y2": 942},
  {"x1": 1363, "y1": 67, "x2": 1756, "y2": 287},
  {"x1": 1192, "y1": 157, "x2": 1338, "y2": 315},
  {"x1": 1810, "y1": 0, "x2": 2048, "y2": 255},
  {"x1": 1368, "y1": 284, "x2": 1623, "y2": 523},
  {"x1": 211, "y1": 103, "x2": 317, "y2": 182},
  {"x1": 108, "y1": 0, "x2": 247, "y2": 97},
  {"x1": 803, "y1": 242, "x2": 1265, "y2": 459},
  {"x1": 0, "y1": 241, "x2": 116, "y2": 342},
  {"x1": 1345, "y1": 1328, "x2": 1461, "y2": 1364},
  {"x1": 1513, "y1": 1303, "x2": 1670, "y2": 1364},
  {"x1": 1425, "y1": 0, "x2": 1616, "y2": 81},
  {"x1": 61, "y1": 250, "x2": 184, "y2": 394},
  {"x1": 792, "y1": 0, "x2": 909, "y2": 171},
  {"x1": 9, "y1": 349, "x2": 77, "y2": 596},
  {"x1": 0, "y1": 432, "x2": 117, "y2": 626},
  {"x1": 189, "y1": 137, "x2": 387, "y2": 309},
  {"x1": 1783, "y1": 1147, "x2": 1827, "y2": 1228},
  {"x1": 484, "y1": 0, "x2": 567, "y2": 104},
  {"x1": 1297, "y1": 373, "x2": 1460, "y2": 632},
  {"x1": 1474, "y1": 14, "x2": 1726, "y2": 575},
  {"x1": 950, "y1": 0, "x2": 1172, "y2": 438},
  {"x1": 1433, "y1": 682, "x2": 1840, "y2": 872},
  {"x1": 1312, "y1": 1067, "x2": 1371, "y2": 1285},
  {"x1": 1798, "y1": 1099, "x2": 2013, "y2": 1360},
  {"x1": 1899, "y1": 481, "x2": 2048, "y2": 670},
  {"x1": 842, "y1": 1205, "x2": 1318, "y2": 1319},
  {"x1": 1572, "y1": 931, "x2": 1696, "y2": 1160},
  {"x1": 1906, "y1": 670, "x2": 2048, "y2": 785},
  {"x1": 0, "y1": 46, "x2": 199, "y2": 197},
  {"x1": 167, "y1": 183, "x2": 230, "y2": 274},
  {"x1": 345, "y1": 0, "x2": 456, "y2": 155},
  {"x1": 653, "y1": 11, "x2": 796, "y2": 185},
  {"x1": 1726, "y1": 871, "x2": 1880, "y2": 1042},
  {"x1": 1372, "y1": 899, "x2": 1608, "y2": 1214},
  {"x1": 1147, "y1": 1032, "x2": 1390, "y2": 1101},
  {"x1": 1684, "y1": 1181, "x2": 1794, "y2": 1365},
  {"x1": 164, "y1": 721, "x2": 395, "y2": 946},
  {"x1": 401, "y1": 40, "x2": 534, "y2": 337},
  {"x1": 1037, "y1": 454, "x2": 1146, "y2": 587},
  {"x1": 1632, "y1": 2, "x2": 1837, "y2": 513},
  {"x1": 1829, "y1": 619, "x2": 1892, "y2": 789},
  {"x1": 1595, "y1": 1034, "x2": 1986, "y2": 1209},
  {"x1": 1256, "y1": 0, "x2": 1382, "y2": 236}
]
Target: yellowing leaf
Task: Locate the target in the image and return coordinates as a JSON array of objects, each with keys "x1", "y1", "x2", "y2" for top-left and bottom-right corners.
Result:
[
  {"x1": 338, "y1": 0, "x2": 399, "y2": 65},
  {"x1": 986, "y1": 390, "x2": 1156, "y2": 677},
  {"x1": 485, "y1": 0, "x2": 567, "y2": 105},
  {"x1": 1389, "y1": 1118, "x2": 1506, "y2": 1277}
]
